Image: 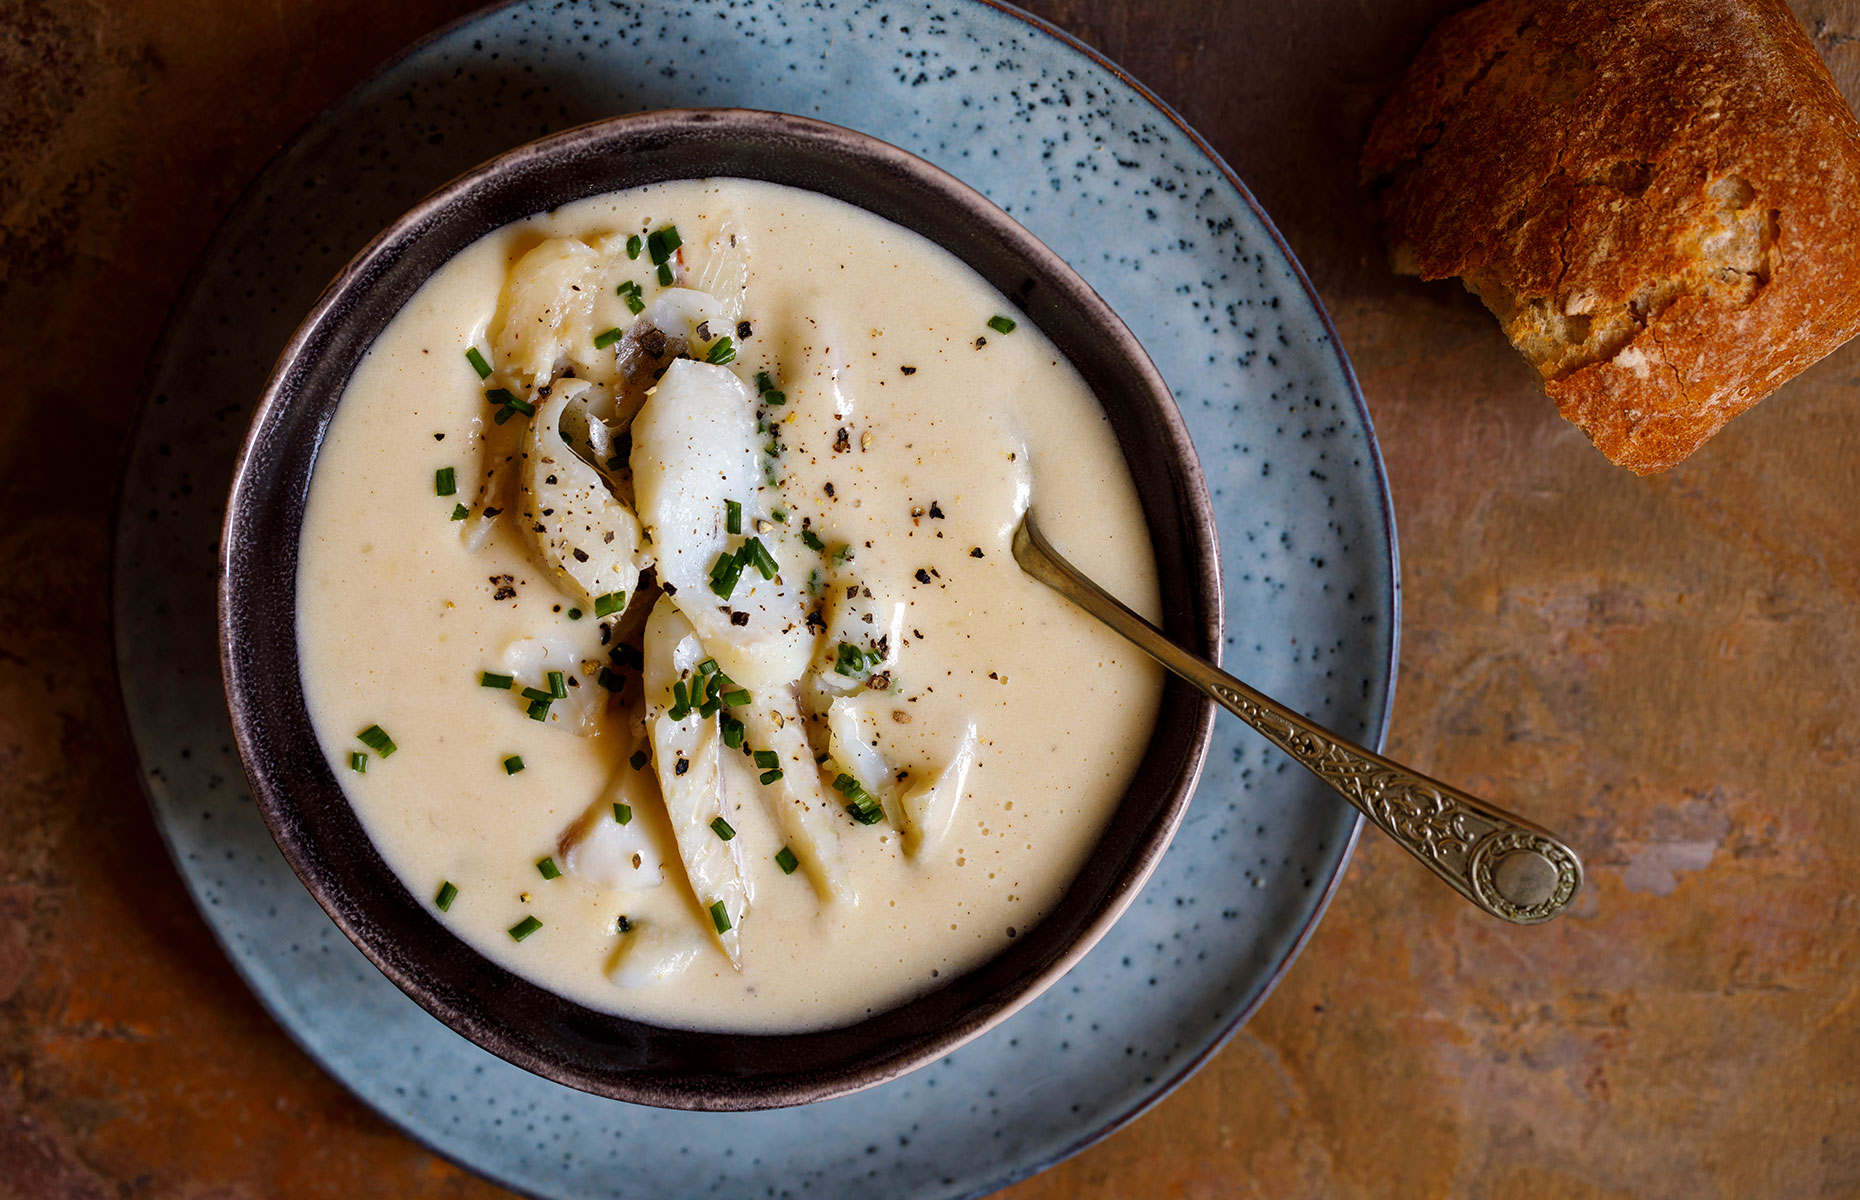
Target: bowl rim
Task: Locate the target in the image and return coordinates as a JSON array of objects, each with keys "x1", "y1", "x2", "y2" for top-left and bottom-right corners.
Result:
[{"x1": 219, "y1": 106, "x2": 1223, "y2": 1110}]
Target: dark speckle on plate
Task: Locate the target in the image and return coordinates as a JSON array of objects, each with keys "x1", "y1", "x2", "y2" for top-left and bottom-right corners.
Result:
[{"x1": 113, "y1": 1, "x2": 1395, "y2": 1197}]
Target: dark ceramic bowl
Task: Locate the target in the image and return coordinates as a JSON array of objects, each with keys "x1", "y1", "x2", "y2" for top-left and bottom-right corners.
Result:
[{"x1": 221, "y1": 109, "x2": 1220, "y2": 1111}]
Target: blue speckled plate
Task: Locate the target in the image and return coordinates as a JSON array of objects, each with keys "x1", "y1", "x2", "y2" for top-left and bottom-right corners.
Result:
[{"x1": 113, "y1": 2, "x2": 1398, "y2": 1195}]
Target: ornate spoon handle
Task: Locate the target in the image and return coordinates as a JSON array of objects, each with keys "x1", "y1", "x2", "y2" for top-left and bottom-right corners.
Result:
[{"x1": 1013, "y1": 513, "x2": 1583, "y2": 925}]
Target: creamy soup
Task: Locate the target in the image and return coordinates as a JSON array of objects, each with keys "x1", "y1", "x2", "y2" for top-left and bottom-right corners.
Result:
[{"x1": 297, "y1": 179, "x2": 1164, "y2": 1033}]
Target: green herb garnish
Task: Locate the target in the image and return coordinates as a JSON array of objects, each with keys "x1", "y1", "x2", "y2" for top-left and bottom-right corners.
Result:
[
  {"x1": 987, "y1": 314, "x2": 1018, "y2": 334},
  {"x1": 774, "y1": 847, "x2": 799, "y2": 875},
  {"x1": 435, "y1": 466, "x2": 457, "y2": 496},
  {"x1": 435, "y1": 881, "x2": 458, "y2": 910},
  {"x1": 595, "y1": 591, "x2": 627, "y2": 618},
  {"x1": 509, "y1": 916, "x2": 543, "y2": 941},
  {"x1": 709, "y1": 900, "x2": 731, "y2": 934},
  {"x1": 548, "y1": 670, "x2": 567, "y2": 699},
  {"x1": 451, "y1": 503, "x2": 469, "y2": 521},
  {"x1": 594, "y1": 327, "x2": 624, "y2": 350},
  {"x1": 725, "y1": 499, "x2": 742, "y2": 535},
  {"x1": 465, "y1": 347, "x2": 492, "y2": 379},
  {"x1": 481, "y1": 672, "x2": 514, "y2": 690},
  {"x1": 348, "y1": 752, "x2": 367, "y2": 773},
  {"x1": 626, "y1": 234, "x2": 642, "y2": 260},
  {"x1": 710, "y1": 816, "x2": 736, "y2": 841},
  {"x1": 705, "y1": 336, "x2": 736, "y2": 365},
  {"x1": 614, "y1": 802, "x2": 632, "y2": 825},
  {"x1": 357, "y1": 725, "x2": 396, "y2": 757},
  {"x1": 536, "y1": 857, "x2": 561, "y2": 880},
  {"x1": 504, "y1": 755, "x2": 524, "y2": 775}
]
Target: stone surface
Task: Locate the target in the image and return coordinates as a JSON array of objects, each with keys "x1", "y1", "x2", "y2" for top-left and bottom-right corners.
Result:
[{"x1": 3, "y1": 0, "x2": 1857, "y2": 1196}]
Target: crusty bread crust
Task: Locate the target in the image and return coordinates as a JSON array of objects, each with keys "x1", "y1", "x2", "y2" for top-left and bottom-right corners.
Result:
[{"x1": 1363, "y1": 0, "x2": 1860, "y2": 474}]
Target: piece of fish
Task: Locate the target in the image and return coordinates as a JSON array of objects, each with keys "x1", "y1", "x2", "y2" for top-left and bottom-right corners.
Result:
[
  {"x1": 631, "y1": 359, "x2": 814, "y2": 692},
  {"x1": 518, "y1": 378, "x2": 647, "y2": 611},
  {"x1": 741, "y1": 690, "x2": 855, "y2": 903},
  {"x1": 643, "y1": 596, "x2": 749, "y2": 965}
]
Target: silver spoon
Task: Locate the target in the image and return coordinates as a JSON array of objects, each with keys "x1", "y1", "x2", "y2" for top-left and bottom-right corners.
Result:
[{"x1": 1013, "y1": 510, "x2": 1583, "y2": 925}]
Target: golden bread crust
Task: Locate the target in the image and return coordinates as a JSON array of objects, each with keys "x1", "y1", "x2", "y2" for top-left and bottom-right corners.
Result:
[{"x1": 1363, "y1": 0, "x2": 1860, "y2": 473}]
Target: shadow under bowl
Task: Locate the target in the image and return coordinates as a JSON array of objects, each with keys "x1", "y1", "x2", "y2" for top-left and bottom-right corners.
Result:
[{"x1": 221, "y1": 108, "x2": 1222, "y2": 1111}]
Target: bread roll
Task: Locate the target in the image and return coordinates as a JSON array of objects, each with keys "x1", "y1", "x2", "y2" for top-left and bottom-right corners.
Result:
[{"x1": 1362, "y1": 0, "x2": 1860, "y2": 473}]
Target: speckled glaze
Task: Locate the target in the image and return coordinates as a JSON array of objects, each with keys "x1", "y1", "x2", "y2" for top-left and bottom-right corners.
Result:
[
  {"x1": 222, "y1": 108, "x2": 1223, "y2": 1111},
  {"x1": 115, "y1": 0, "x2": 1397, "y2": 1194}
]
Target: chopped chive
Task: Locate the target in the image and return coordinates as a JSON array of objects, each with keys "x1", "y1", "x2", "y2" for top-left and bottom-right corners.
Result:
[
  {"x1": 771, "y1": 508, "x2": 788, "y2": 523},
  {"x1": 451, "y1": 502, "x2": 469, "y2": 521},
  {"x1": 709, "y1": 550, "x2": 745, "y2": 599},
  {"x1": 521, "y1": 686, "x2": 554, "y2": 702},
  {"x1": 548, "y1": 670, "x2": 567, "y2": 699},
  {"x1": 656, "y1": 262, "x2": 674, "y2": 287},
  {"x1": 710, "y1": 816, "x2": 737, "y2": 841},
  {"x1": 597, "y1": 666, "x2": 624, "y2": 692},
  {"x1": 755, "y1": 371, "x2": 775, "y2": 393},
  {"x1": 753, "y1": 749, "x2": 780, "y2": 770},
  {"x1": 760, "y1": 768, "x2": 784, "y2": 785},
  {"x1": 504, "y1": 755, "x2": 524, "y2": 775},
  {"x1": 622, "y1": 289, "x2": 645, "y2": 314},
  {"x1": 629, "y1": 750, "x2": 649, "y2": 771},
  {"x1": 705, "y1": 336, "x2": 736, "y2": 365},
  {"x1": 357, "y1": 725, "x2": 397, "y2": 756},
  {"x1": 435, "y1": 881, "x2": 458, "y2": 910},
  {"x1": 831, "y1": 543, "x2": 854, "y2": 565},
  {"x1": 465, "y1": 347, "x2": 493, "y2": 379},
  {"x1": 762, "y1": 389, "x2": 786, "y2": 406},
  {"x1": 594, "y1": 327, "x2": 624, "y2": 350},
  {"x1": 721, "y1": 688, "x2": 751, "y2": 708},
  {"x1": 509, "y1": 915, "x2": 543, "y2": 941},
  {"x1": 595, "y1": 591, "x2": 627, "y2": 618},
  {"x1": 774, "y1": 847, "x2": 799, "y2": 875},
  {"x1": 493, "y1": 406, "x2": 515, "y2": 425},
  {"x1": 536, "y1": 857, "x2": 561, "y2": 880},
  {"x1": 485, "y1": 387, "x2": 518, "y2": 407},
  {"x1": 526, "y1": 698, "x2": 552, "y2": 722},
  {"x1": 834, "y1": 642, "x2": 867, "y2": 676},
  {"x1": 721, "y1": 713, "x2": 745, "y2": 748},
  {"x1": 435, "y1": 466, "x2": 457, "y2": 496},
  {"x1": 647, "y1": 226, "x2": 682, "y2": 264},
  {"x1": 481, "y1": 672, "x2": 515, "y2": 690},
  {"x1": 349, "y1": 751, "x2": 367, "y2": 773},
  {"x1": 672, "y1": 679, "x2": 689, "y2": 712},
  {"x1": 725, "y1": 499, "x2": 742, "y2": 535},
  {"x1": 987, "y1": 314, "x2": 1018, "y2": 334},
  {"x1": 697, "y1": 659, "x2": 720, "y2": 677},
  {"x1": 616, "y1": 914, "x2": 633, "y2": 933},
  {"x1": 614, "y1": 802, "x2": 633, "y2": 824},
  {"x1": 802, "y1": 529, "x2": 826, "y2": 552},
  {"x1": 743, "y1": 537, "x2": 778, "y2": 579},
  {"x1": 709, "y1": 900, "x2": 731, "y2": 934},
  {"x1": 847, "y1": 801, "x2": 884, "y2": 825},
  {"x1": 626, "y1": 234, "x2": 642, "y2": 260},
  {"x1": 697, "y1": 697, "x2": 720, "y2": 719},
  {"x1": 807, "y1": 569, "x2": 822, "y2": 594},
  {"x1": 567, "y1": 607, "x2": 582, "y2": 620}
]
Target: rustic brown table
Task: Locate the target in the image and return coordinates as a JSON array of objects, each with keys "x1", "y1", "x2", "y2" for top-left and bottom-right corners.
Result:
[{"x1": 5, "y1": 0, "x2": 1857, "y2": 1194}]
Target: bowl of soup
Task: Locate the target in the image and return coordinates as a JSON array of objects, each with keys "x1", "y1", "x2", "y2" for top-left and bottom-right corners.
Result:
[{"x1": 222, "y1": 108, "x2": 1220, "y2": 1110}]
